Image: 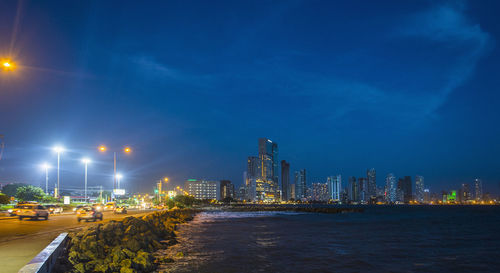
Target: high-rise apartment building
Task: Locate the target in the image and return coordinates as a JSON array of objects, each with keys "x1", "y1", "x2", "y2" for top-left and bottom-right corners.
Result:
[
  {"x1": 281, "y1": 160, "x2": 290, "y2": 201},
  {"x1": 474, "y1": 178, "x2": 483, "y2": 201},
  {"x1": 348, "y1": 176, "x2": 358, "y2": 202},
  {"x1": 385, "y1": 173, "x2": 397, "y2": 203},
  {"x1": 294, "y1": 169, "x2": 307, "y2": 201},
  {"x1": 367, "y1": 168, "x2": 376, "y2": 198},
  {"x1": 327, "y1": 175, "x2": 341, "y2": 201},
  {"x1": 310, "y1": 183, "x2": 329, "y2": 202},
  {"x1": 245, "y1": 139, "x2": 279, "y2": 202},
  {"x1": 358, "y1": 178, "x2": 368, "y2": 203},
  {"x1": 415, "y1": 175, "x2": 424, "y2": 203},
  {"x1": 398, "y1": 176, "x2": 412, "y2": 203},
  {"x1": 459, "y1": 183, "x2": 472, "y2": 203},
  {"x1": 220, "y1": 180, "x2": 234, "y2": 200}
]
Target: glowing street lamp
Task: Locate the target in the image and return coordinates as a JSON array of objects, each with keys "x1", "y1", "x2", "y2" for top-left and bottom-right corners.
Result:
[
  {"x1": 81, "y1": 158, "x2": 91, "y2": 201},
  {"x1": 98, "y1": 145, "x2": 131, "y2": 194},
  {"x1": 115, "y1": 173, "x2": 123, "y2": 188},
  {"x1": 41, "y1": 163, "x2": 51, "y2": 194},
  {"x1": 1, "y1": 59, "x2": 15, "y2": 71},
  {"x1": 52, "y1": 145, "x2": 65, "y2": 198}
]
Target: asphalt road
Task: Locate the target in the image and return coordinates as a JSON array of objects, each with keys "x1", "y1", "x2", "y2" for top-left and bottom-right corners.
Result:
[{"x1": 0, "y1": 209, "x2": 156, "y2": 273}]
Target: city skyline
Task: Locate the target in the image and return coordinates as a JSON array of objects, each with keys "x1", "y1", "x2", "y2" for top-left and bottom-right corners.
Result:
[{"x1": 1, "y1": 1, "x2": 500, "y2": 194}]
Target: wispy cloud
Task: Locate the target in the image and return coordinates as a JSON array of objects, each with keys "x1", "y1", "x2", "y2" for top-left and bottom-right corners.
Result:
[{"x1": 400, "y1": 2, "x2": 492, "y2": 116}]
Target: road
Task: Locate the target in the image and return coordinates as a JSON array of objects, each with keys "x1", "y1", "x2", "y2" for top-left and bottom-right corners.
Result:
[{"x1": 0, "y1": 209, "x2": 156, "y2": 273}]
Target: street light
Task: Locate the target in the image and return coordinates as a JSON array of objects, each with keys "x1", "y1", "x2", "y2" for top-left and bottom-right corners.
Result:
[
  {"x1": 41, "y1": 163, "x2": 51, "y2": 195},
  {"x1": 81, "y1": 158, "x2": 91, "y2": 201},
  {"x1": 52, "y1": 145, "x2": 65, "y2": 198},
  {"x1": 116, "y1": 173, "x2": 123, "y2": 188},
  {"x1": 98, "y1": 145, "x2": 131, "y2": 195},
  {"x1": 1, "y1": 59, "x2": 15, "y2": 71}
]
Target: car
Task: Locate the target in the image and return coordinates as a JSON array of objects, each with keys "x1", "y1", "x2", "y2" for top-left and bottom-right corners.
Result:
[
  {"x1": 77, "y1": 207, "x2": 103, "y2": 222},
  {"x1": 45, "y1": 204, "x2": 63, "y2": 214},
  {"x1": 91, "y1": 203, "x2": 103, "y2": 212},
  {"x1": 73, "y1": 205, "x2": 85, "y2": 214},
  {"x1": 7, "y1": 207, "x2": 18, "y2": 216},
  {"x1": 114, "y1": 206, "x2": 127, "y2": 214},
  {"x1": 17, "y1": 204, "x2": 50, "y2": 220},
  {"x1": 104, "y1": 202, "x2": 116, "y2": 211}
]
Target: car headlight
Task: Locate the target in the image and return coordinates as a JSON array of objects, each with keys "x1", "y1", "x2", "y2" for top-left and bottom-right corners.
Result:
[
  {"x1": 73, "y1": 208, "x2": 77, "y2": 211},
  {"x1": 7, "y1": 209, "x2": 13, "y2": 213}
]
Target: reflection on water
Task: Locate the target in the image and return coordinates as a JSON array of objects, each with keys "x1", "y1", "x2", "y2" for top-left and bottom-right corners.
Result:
[{"x1": 157, "y1": 207, "x2": 500, "y2": 273}]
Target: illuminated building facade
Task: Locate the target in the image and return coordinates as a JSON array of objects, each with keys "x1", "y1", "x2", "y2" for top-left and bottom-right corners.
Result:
[
  {"x1": 415, "y1": 175, "x2": 424, "y2": 202},
  {"x1": 294, "y1": 169, "x2": 307, "y2": 201},
  {"x1": 474, "y1": 178, "x2": 483, "y2": 201},
  {"x1": 327, "y1": 175, "x2": 341, "y2": 201},
  {"x1": 385, "y1": 173, "x2": 397, "y2": 203},
  {"x1": 185, "y1": 179, "x2": 220, "y2": 200},
  {"x1": 367, "y1": 168, "x2": 376, "y2": 198}
]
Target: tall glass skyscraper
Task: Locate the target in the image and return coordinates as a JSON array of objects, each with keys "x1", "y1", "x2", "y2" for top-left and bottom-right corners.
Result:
[
  {"x1": 327, "y1": 175, "x2": 342, "y2": 201},
  {"x1": 474, "y1": 178, "x2": 483, "y2": 201},
  {"x1": 281, "y1": 160, "x2": 290, "y2": 201},
  {"x1": 294, "y1": 169, "x2": 307, "y2": 201},
  {"x1": 415, "y1": 175, "x2": 424, "y2": 203},
  {"x1": 385, "y1": 173, "x2": 397, "y2": 203},
  {"x1": 367, "y1": 168, "x2": 376, "y2": 198}
]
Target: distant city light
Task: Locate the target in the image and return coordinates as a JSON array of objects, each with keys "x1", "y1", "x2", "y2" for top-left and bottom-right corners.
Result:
[
  {"x1": 98, "y1": 145, "x2": 107, "y2": 152},
  {"x1": 124, "y1": 147, "x2": 131, "y2": 153},
  {"x1": 116, "y1": 173, "x2": 123, "y2": 180},
  {"x1": 41, "y1": 163, "x2": 51, "y2": 170}
]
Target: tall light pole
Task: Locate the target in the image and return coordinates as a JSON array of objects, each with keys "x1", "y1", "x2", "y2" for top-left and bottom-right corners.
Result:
[
  {"x1": 98, "y1": 145, "x2": 131, "y2": 198},
  {"x1": 53, "y1": 146, "x2": 65, "y2": 198},
  {"x1": 82, "y1": 158, "x2": 91, "y2": 201},
  {"x1": 41, "y1": 163, "x2": 51, "y2": 195}
]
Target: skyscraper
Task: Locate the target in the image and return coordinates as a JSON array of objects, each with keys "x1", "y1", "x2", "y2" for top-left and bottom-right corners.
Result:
[
  {"x1": 415, "y1": 175, "x2": 424, "y2": 203},
  {"x1": 294, "y1": 169, "x2": 307, "y2": 201},
  {"x1": 358, "y1": 178, "x2": 368, "y2": 203},
  {"x1": 327, "y1": 175, "x2": 341, "y2": 201},
  {"x1": 281, "y1": 160, "x2": 290, "y2": 201},
  {"x1": 220, "y1": 180, "x2": 234, "y2": 200},
  {"x1": 310, "y1": 183, "x2": 329, "y2": 202},
  {"x1": 398, "y1": 176, "x2": 412, "y2": 203},
  {"x1": 367, "y1": 168, "x2": 376, "y2": 198},
  {"x1": 246, "y1": 156, "x2": 260, "y2": 181},
  {"x1": 386, "y1": 173, "x2": 397, "y2": 203},
  {"x1": 459, "y1": 183, "x2": 472, "y2": 203},
  {"x1": 474, "y1": 178, "x2": 483, "y2": 201},
  {"x1": 348, "y1": 176, "x2": 357, "y2": 202},
  {"x1": 257, "y1": 138, "x2": 279, "y2": 201}
]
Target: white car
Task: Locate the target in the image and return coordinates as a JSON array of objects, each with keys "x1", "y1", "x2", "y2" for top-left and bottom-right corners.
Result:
[{"x1": 17, "y1": 204, "x2": 50, "y2": 220}]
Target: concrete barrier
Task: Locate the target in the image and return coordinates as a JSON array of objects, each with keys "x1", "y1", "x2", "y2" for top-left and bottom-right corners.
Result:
[{"x1": 18, "y1": 233, "x2": 69, "y2": 273}]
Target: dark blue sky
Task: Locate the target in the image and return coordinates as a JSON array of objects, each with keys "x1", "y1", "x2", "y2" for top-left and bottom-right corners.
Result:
[{"x1": 1, "y1": 0, "x2": 499, "y2": 194}]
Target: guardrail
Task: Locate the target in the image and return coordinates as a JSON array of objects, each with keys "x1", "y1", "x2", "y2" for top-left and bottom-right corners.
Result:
[{"x1": 18, "y1": 233, "x2": 69, "y2": 273}]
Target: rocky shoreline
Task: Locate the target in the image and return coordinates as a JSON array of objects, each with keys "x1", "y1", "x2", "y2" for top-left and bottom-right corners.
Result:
[
  {"x1": 57, "y1": 209, "x2": 198, "y2": 273},
  {"x1": 217, "y1": 204, "x2": 364, "y2": 214}
]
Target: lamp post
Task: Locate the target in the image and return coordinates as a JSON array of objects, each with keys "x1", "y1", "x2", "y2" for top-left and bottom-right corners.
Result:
[
  {"x1": 41, "y1": 163, "x2": 50, "y2": 195},
  {"x1": 82, "y1": 158, "x2": 91, "y2": 201},
  {"x1": 52, "y1": 146, "x2": 65, "y2": 198},
  {"x1": 98, "y1": 145, "x2": 131, "y2": 197}
]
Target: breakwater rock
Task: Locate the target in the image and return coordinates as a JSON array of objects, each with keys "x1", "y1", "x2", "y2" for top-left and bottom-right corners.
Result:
[
  {"x1": 221, "y1": 205, "x2": 364, "y2": 214},
  {"x1": 64, "y1": 209, "x2": 198, "y2": 273}
]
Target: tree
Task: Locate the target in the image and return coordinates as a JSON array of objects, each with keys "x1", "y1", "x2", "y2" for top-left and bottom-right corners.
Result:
[
  {"x1": 174, "y1": 195, "x2": 196, "y2": 207},
  {"x1": 16, "y1": 185, "x2": 45, "y2": 202},
  {"x1": 0, "y1": 193, "x2": 10, "y2": 204},
  {"x1": 1, "y1": 183, "x2": 27, "y2": 197}
]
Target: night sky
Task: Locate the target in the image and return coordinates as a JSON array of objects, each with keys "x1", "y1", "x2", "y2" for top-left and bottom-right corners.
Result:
[{"x1": 1, "y1": 0, "x2": 499, "y2": 194}]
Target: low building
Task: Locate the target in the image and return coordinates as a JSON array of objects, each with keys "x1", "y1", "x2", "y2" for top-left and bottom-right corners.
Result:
[{"x1": 185, "y1": 179, "x2": 220, "y2": 200}]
